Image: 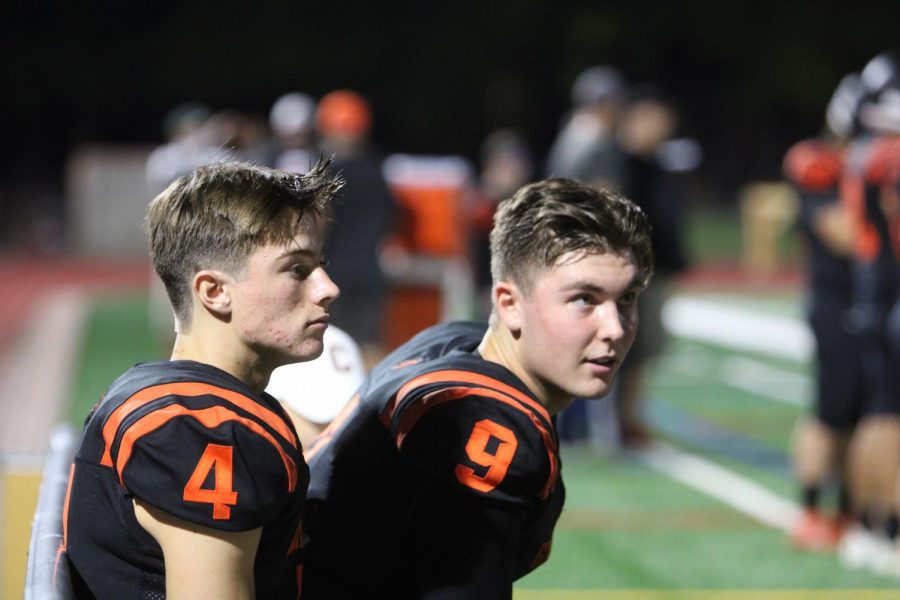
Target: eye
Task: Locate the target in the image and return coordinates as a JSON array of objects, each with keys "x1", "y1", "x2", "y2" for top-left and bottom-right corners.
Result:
[
  {"x1": 289, "y1": 263, "x2": 313, "y2": 279},
  {"x1": 618, "y1": 291, "x2": 639, "y2": 308},
  {"x1": 319, "y1": 257, "x2": 330, "y2": 268},
  {"x1": 571, "y1": 294, "x2": 596, "y2": 307}
]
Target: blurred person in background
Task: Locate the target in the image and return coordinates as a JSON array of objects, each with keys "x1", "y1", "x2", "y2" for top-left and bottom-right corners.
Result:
[
  {"x1": 266, "y1": 325, "x2": 365, "y2": 447},
  {"x1": 837, "y1": 50, "x2": 900, "y2": 577},
  {"x1": 145, "y1": 101, "x2": 213, "y2": 194},
  {"x1": 609, "y1": 84, "x2": 695, "y2": 448},
  {"x1": 268, "y1": 91, "x2": 318, "y2": 173},
  {"x1": 547, "y1": 65, "x2": 629, "y2": 445},
  {"x1": 470, "y1": 128, "x2": 536, "y2": 320},
  {"x1": 300, "y1": 178, "x2": 653, "y2": 598},
  {"x1": 783, "y1": 72, "x2": 865, "y2": 553},
  {"x1": 315, "y1": 89, "x2": 396, "y2": 368},
  {"x1": 545, "y1": 64, "x2": 628, "y2": 191}
]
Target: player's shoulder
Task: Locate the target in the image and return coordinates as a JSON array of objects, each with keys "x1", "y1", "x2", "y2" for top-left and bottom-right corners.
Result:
[
  {"x1": 363, "y1": 321, "x2": 487, "y2": 399},
  {"x1": 783, "y1": 139, "x2": 843, "y2": 191},
  {"x1": 83, "y1": 361, "x2": 303, "y2": 530},
  {"x1": 385, "y1": 355, "x2": 560, "y2": 504}
]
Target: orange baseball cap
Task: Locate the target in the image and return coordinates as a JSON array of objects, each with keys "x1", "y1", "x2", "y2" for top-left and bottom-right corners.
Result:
[{"x1": 317, "y1": 89, "x2": 373, "y2": 137}]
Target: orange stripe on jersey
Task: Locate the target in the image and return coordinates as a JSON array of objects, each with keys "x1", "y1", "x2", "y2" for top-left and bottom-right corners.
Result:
[
  {"x1": 392, "y1": 385, "x2": 559, "y2": 499},
  {"x1": 115, "y1": 404, "x2": 298, "y2": 492},
  {"x1": 303, "y1": 393, "x2": 361, "y2": 462},
  {"x1": 387, "y1": 370, "x2": 553, "y2": 426},
  {"x1": 101, "y1": 381, "x2": 297, "y2": 467}
]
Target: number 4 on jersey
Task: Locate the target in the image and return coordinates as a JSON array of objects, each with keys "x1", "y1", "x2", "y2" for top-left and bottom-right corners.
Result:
[
  {"x1": 455, "y1": 419, "x2": 518, "y2": 492},
  {"x1": 183, "y1": 443, "x2": 239, "y2": 520}
]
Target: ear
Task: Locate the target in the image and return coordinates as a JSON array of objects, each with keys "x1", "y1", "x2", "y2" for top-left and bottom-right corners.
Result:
[
  {"x1": 192, "y1": 270, "x2": 233, "y2": 318},
  {"x1": 493, "y1": 280, "x2": 523, "y2": 335}
]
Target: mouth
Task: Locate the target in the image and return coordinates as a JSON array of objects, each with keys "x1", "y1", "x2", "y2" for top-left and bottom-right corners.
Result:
[
  {"x1": 586, "y1": 356, "x2": 618, "y2": 370},
  {"x1": 309, "y1": 316, "x2": 330, "y2": 328}
]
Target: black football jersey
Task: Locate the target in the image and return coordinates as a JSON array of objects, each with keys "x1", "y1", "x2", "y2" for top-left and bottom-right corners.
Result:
[
  {"x1": 63, "y1": 360, "x2": 308, "y2": 599},
  {"x1": 303, "y1": 321, "x2": 564, "y2": 598}
]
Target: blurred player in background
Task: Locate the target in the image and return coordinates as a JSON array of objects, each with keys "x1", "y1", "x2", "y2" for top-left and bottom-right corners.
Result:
[
  {"x1": 62, "y1": 160, "x2": 342, "y2": 598},
  {"x1": 315, "y1": 89, "x2": 396, "y2": 368},
  {"x1": 610, "y1": 84, "x2": 694, "y2": 448},
  {"x1": 301, "y1": 177, "x2": 653, "y2": 598},
  {"x1": 266, "y1": 325, "x2": 365, "y2": 447},
  {"x1": 268, "y1": 91, "x2": 318, "y2": 173},
  {"x1": 783, "y1": 72, "x2": 864, "y2": 552},
  {"x1": 546, "y1": 65, "x2": 628, "y2": 191},
  {"x1": 838, "y1": 50, "x2": 900, "y2": 576},
  {"x1": 470, "y1": 128, "x2": 536, "y2": 319}
]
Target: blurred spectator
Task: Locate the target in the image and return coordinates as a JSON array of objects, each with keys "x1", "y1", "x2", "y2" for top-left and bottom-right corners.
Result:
[
  {"x1": 783, "y1": 73, "x2": 863, "y2": 553},
  {"x1": 315, "y1": 89, "x2": 396, "y2": 367},
  {"x1": 266, "y1": 325, "x2": 365, "y2": 447},
  {"x1": 546, "y1": 65, "x2": 628, "y2": 191},
  {"x1": 470, "y1": 129, "x2": 535, "y2": 319},
  {"x1": 268, "y1": 91, "x2": 318, "y2": 172},
  {"x1": 609, "y1": 84, "x2": 695, "y2": 448}
]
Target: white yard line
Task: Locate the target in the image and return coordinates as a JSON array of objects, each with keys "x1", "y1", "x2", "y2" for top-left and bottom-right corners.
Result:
[
  {"x1": 719, "y1": 356, "x2": 810, "y2": 407},
  {"x1": 653, "y1": 295, "x2": 807, "y2": 529},
  {"x1": 637, "y1": 441, "x2": 801, "y2": 532},
  {"x1": 662, "y1": 296, "x2": 813, "y2": 363}
]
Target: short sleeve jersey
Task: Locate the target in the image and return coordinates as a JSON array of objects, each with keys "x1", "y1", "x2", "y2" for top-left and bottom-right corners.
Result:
[
  {"x1": 303, "y1": 321, "x2": 564, "y2": 598},
  {"x1": 782, "y1": 139, "x2": 852, "y2": 292},
  {"x1": 63, "y1": 361, "x2": 308, "y2": 599}
]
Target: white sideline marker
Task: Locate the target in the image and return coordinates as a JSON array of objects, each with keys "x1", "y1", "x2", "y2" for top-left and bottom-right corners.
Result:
[
  {"x1": 637, "y1": 441, "x2": 802, "y2": 532},
  {"x1": 662, "y1": 296, "x2": 813, "y2": 363}
]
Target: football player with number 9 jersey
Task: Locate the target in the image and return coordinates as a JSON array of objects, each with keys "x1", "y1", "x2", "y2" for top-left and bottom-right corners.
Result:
[{"x1": 303, "y1": 177, "x2": 654, "y2": 598}]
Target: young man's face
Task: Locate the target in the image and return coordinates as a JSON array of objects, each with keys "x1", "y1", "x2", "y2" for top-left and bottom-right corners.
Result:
[
  {"x1": 229, "y1": 214, "x2": 340, "y2": 369},
  {"x1": 514, "y1": 250, "x2": 641, "y2": 413}
]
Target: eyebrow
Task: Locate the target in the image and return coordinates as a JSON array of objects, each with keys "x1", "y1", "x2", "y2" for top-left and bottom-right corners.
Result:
[
  {"x1": 277, "y1": 248, "x2": 317, "y2": 261},
  {"x1": 562, "y1": 278, "x2": 644, "y2": 294}
]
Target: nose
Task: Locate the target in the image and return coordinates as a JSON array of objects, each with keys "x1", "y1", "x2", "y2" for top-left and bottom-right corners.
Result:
[
  {"x1": 313, "y1": 267, "x2": 340, "y2": 306},
  {"x1": 596, "y1": 300, "x2": 626, "y2": 343}
]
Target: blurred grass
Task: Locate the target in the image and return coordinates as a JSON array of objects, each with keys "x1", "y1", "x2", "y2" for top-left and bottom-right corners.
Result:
[
  {"x1": 685, "y1": 208, "x2": 743, "y2": 265},
  {"x1": 684, "y1": 206, "x2": 800, "y2": 269},
  {"x1": 67, "y1": 292, "x2": 159, "y2": 427}
]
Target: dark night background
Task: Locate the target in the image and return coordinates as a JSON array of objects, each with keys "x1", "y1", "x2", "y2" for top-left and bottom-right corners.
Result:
[{"x1": 2, "y1": 0, "x2": 898, "y2": 250}]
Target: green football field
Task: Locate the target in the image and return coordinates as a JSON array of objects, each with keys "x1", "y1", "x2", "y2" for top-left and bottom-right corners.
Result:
[{"x1": 65, "y1": 288, "x2": 900, "y2": 597}]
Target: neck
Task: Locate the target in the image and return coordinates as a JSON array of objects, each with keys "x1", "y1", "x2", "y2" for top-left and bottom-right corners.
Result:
[
  {"x1": 171, "y1": 324, "x2": 271, "y2": 394},
  {"x1": 477, "y1": 322, "x2": 572, "y2": 416}
]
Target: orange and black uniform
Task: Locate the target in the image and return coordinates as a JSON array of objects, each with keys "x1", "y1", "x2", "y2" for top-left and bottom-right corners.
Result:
[
  {"x1": 783, "y1": 139, "x2": 864, "y2": 429},
  {"x1": 303, "y1": 321, "x2": 564, "y2": 599},
  {"x1": 841, "y1": 134, "x2": 900, "y2": 414},
  {"x1": 62, "y1": 361, "x2": 308, "y2": 599}
]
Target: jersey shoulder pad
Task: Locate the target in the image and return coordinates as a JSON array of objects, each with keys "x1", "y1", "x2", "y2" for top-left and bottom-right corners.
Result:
[
  {"x1": 783, "y1": 140, "x2": 842, "y2": 191},
  {"x1": 390, "y1": 371, "x2": 559, "y2": 505},
  {"x1": 114, "y1": 395, "x2": 301, "y2": 531}
]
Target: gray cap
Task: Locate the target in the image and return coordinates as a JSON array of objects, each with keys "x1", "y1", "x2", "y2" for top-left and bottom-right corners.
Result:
[{"x1": 572, "y1": 65, "x2": 626, "y2": 106}]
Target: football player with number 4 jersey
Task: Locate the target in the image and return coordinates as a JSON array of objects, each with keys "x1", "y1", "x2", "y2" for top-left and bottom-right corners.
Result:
[
  {"x1": 63, "y1": 159, "x2": 343, "y2": 598},
  {"x1": 303, "y1": 178, "x2": 654, "y2": 598}
]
